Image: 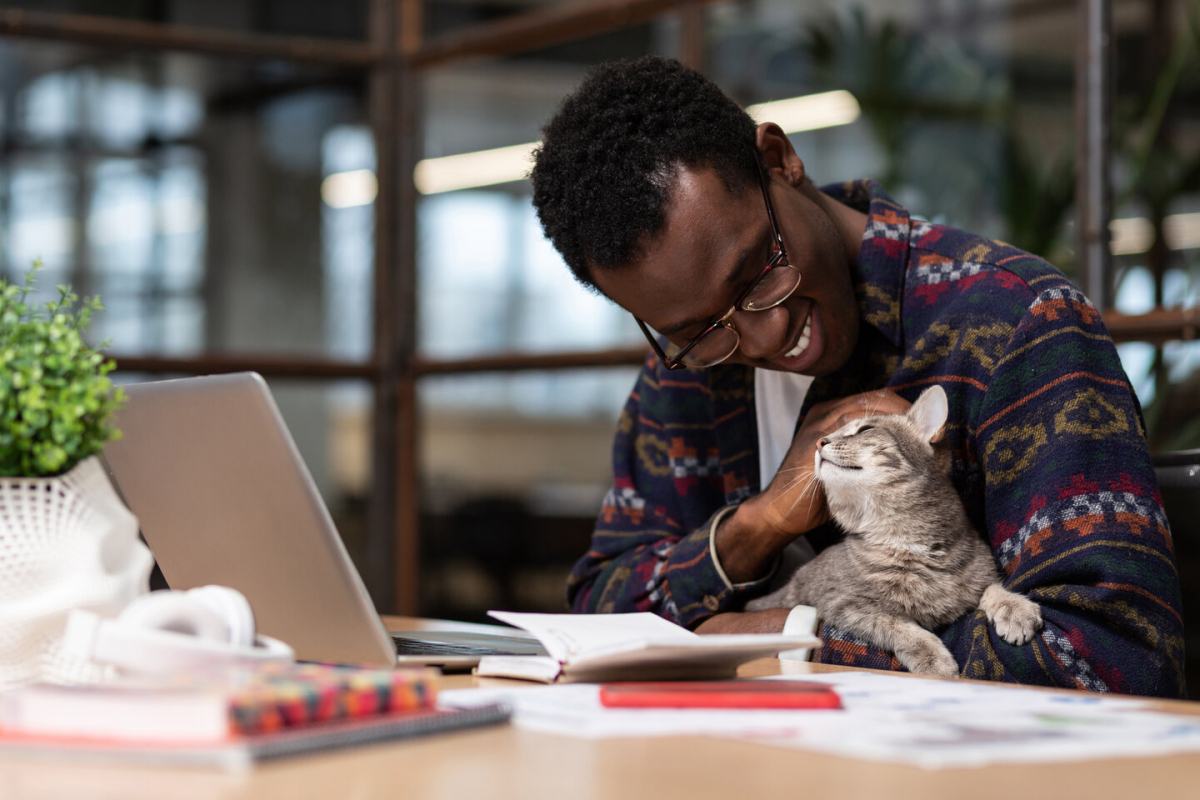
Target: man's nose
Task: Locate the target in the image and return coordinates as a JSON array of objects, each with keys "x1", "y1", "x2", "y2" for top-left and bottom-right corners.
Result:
[{"x1": 732, "y1": 306, "x2": 788, "y2": 361}]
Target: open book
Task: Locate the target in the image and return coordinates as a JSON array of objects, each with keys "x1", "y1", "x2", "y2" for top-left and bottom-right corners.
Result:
[{"x1": 476, "y1": 611, "x2": 820, "y2": 683}]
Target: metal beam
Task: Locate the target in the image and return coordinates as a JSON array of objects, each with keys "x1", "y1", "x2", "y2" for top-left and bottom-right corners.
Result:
[
  {"x1": 107, "y1": 312, "x2": 1200, "y2": 379},
  {"x1": 391, "y1": 0, "x2": 424, "y2": 616},
  {"x1": 1104, "y1": 308, "x2": 1200, "y2": 345},
  {"x1": 109, "y1": 354, "x2": 374, "y2": 379},
  {"x1": 1076, "y1": 0, "x2": 1113, "y2": 310},
  {"x1": 367, "y1": 0, "x2": 402, "y2": 613},
  {"x1": 409, "y1": 0, "x2": 717, "y2": 68},
  {"x1": 414, "y1": 347, "x2": 648, "y2": 376},
  {"x1": 678, "y1": 4, "x2": 705, "y2": 72},
  {"x1": 0, "y1": 8, "x2": 382, "y2": 67}
]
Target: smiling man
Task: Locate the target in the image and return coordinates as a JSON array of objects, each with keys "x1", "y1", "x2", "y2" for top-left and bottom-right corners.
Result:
[{"x1": 530, "y1": 56, "x2": 1184, "y2": 696}]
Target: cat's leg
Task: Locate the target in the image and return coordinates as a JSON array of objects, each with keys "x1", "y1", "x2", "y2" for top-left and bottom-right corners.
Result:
[
  {"x1": 744, "y1": 558, "x2": 821, "y2": 611},
  {"x1": 835, "y1": 610, "x2": 959, "y2": 677},
  {"x1": 744, "y1": 583, "x2": 797, "y2": 611},
  {"x1": 744, "y1": 594, "x2": 777, "y2": 611},
  {"x1": 978, "y1": 583, "x2": 1043, "y2": 645}
]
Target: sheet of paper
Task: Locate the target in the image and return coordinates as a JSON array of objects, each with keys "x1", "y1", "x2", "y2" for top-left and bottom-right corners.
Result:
[
  {"x1": 769, "y1": 671, "x2": 1155, "y2": 713},
  {"x1": 487, "y1": 611, "x2": 694, "y2": 662},
  {"x1": 440, "y1": 671, "x2": 1200, "y2": 769},
  {"x1": 750, "y1": 672, "x2": 1200, "y2": 768}
]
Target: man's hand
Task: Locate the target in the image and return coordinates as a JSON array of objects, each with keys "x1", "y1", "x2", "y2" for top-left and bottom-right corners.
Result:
[
  {"x1": 694, "y1": 608, "x2": 791, "y2": 634},
  {"x1": 713, "y1": 389, "x2": 911, "y2": 584},
  {"x1": 747, "y1": 388, "x2": 911, "y2": 537}
]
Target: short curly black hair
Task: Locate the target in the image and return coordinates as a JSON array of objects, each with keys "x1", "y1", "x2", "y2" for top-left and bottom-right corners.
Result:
[{"x1": 530, "y1": 56, "x2": 758, "y2": 291}]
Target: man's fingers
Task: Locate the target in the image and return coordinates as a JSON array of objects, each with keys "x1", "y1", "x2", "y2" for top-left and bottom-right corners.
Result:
[
  {"x1": 826, "y1": 391, "x2": 910, "y2": 424},
  {"x1": 791, "y1": 391, "x2": 913, "y2": 458}
]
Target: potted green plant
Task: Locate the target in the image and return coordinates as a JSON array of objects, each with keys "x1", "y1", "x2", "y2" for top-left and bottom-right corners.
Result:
[{"x1": 0, "y1": 263, "x2": 152, "y2": 687}]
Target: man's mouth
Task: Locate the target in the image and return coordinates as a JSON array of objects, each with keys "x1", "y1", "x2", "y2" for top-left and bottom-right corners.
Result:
[{"x1": 783, "y1": 315, "x2": 813, "y2": 359}]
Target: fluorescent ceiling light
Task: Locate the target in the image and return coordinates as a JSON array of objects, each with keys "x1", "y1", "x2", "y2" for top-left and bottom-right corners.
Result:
[
  {"x1": 1164, "y1": 211, "x2": 1200, "y2": 251},
  {"x1": 746, "y1": 89, "x2": 861, "y2": 133},
  {"x1": 1110, "y1": 216, "x2": 1155, "y2": 256},
  {"x1": 1110, "y1": 211, "x2": 1200, "y2": 255},
  {"x1": 321, "y1": 168, "x2": 378, "y2": 209},
  {"x1": 413, "y1": 90, "x2": 860, "y2": 195},
  {"x1": 414, "y1": 142, "x2": 538, "y2": 195}
]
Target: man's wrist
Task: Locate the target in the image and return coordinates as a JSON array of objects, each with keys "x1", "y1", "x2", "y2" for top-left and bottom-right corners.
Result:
[{"x1": 712, "y1": 500, "x2": 795, "y2": 585}]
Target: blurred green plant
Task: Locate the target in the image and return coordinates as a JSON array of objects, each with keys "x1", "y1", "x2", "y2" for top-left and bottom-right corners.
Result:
[
  {"x1": 0, "y1": 262, "x2": 124, "y2": 477},
  {"x1": 1118, "y1": 0, "x2": 1200, "y2": 222},
  {"x1": 797, "y1": 3, "x2": 1197, "y2": 451},
  {"x1": 801, "y1": 7, "x2": 1074, "y2": 263},
  {"x1": 1117, "y1": 1, "x2": 1200, "y2": 453},
  {"x1": 992, "y1": 128, "x2": 1075, "y2": 265},
  {"x1": 804, "y1": 8, "x2": 924, "y2": 189},
  {"x1": 802, "y1": 7, "x2": 1007, "y2": 189},
  {"x1": 1144, "y1": 367, "x2": 1200, "y2": 452}
]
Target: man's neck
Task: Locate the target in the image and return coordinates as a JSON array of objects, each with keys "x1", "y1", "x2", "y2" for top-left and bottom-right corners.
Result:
[{"x1": 814, "y1": 189, "x2": 870, "y2": 263}]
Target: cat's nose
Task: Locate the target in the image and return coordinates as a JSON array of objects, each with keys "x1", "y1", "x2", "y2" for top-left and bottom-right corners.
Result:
[{"x1": 817, "y1": 437, "x2": 830, "y2": 448}]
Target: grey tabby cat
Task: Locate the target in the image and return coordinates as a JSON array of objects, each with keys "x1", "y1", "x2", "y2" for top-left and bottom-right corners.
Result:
[{"x1": 746, "y1": 385, "x2": 1042, "y2": 676}]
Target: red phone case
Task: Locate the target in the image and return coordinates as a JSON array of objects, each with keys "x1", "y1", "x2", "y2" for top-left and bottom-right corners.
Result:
[{"x1": 598, "y1": 680, "x2": 842, "y2": 710}]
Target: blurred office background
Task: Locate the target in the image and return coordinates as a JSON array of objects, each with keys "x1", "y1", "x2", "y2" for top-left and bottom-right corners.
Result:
[{"x1": 0, "y1": 0, "x2": 1196, "y2": 626}]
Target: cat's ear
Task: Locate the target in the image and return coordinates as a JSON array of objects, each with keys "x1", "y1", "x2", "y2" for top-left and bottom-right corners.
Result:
[{"x1": 908, "y1": 385, "x2": 948, "y2": 444}]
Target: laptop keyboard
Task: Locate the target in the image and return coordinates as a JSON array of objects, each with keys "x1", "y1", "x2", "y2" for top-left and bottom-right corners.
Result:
[{"x1": 392, "y1": 637, "x2": 500, "y2": 657}]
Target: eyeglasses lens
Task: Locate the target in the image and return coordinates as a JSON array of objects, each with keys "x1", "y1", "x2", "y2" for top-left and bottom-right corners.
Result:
[
  {"x1": 674, "y1": 326, "x2": 739, "y2": 368},
  {"x1": 667, "y1": 264, "x2": 801, "y2": 367},
  {"x1": 741, "y1": 265, "x2": 801, "y2": 312}
]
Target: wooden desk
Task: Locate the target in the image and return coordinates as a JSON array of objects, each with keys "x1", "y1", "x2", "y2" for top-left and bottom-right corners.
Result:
[{"x1": 3, "y1": 616, "x2": 1199, "y2": 800}]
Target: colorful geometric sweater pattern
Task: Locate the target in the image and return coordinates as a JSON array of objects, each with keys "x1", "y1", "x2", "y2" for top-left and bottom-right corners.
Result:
[{"x1": 567, "y1": 180, "x2": 1186, "y2": 698}]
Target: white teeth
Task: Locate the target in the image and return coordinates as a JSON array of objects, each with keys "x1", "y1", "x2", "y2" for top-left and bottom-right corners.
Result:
[{"x1": 784, "y1": 316, "x2": 813, "y2": 359}]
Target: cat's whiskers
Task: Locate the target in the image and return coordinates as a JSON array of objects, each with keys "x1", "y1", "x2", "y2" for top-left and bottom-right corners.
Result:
[
  {"x1": 775, "y1": 473, "x2": 811, "y2": 495},
  {"x1": 780, "y1": 471, "x2": 822, "y2": 517}
]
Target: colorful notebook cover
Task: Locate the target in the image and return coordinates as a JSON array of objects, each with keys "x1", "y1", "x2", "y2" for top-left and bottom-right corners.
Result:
[
  {"x1": 0, "y1": 663, "x2": 439, "y2": 743},
  {"x1": 225, "y1": 663, "x2": 437, "y2": 735}
]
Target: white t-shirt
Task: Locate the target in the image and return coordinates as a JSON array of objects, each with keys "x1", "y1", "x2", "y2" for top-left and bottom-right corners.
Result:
[{"x1": 754, "y1": 367, "x2": 817, "y2": 568}]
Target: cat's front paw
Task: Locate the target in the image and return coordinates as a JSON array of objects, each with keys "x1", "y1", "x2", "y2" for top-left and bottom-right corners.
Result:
[
  {"x1": 981, "y1": 584, "x2": 1043, "y2": 645},
  {"x1": 896, "y1": 640, "x2": 959, "y2": 678}
]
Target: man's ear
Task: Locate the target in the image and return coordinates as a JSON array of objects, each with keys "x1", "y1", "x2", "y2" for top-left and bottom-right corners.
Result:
[
  {"x1": 907, "y1": 385, "x2": 949, "y2": 444},
  {"x1": 755, "y1": 122, "x2": 806, "y2": 187}
]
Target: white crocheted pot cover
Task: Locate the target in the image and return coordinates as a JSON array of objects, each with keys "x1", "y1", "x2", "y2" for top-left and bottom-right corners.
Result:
[{"x1": 0, "y1": 456, "x2": 152, "y2": 687}]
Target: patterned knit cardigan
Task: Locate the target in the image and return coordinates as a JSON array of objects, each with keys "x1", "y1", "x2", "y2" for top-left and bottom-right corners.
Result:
[{"x1": 567, "y1": 181, "x2": 1186, "y2": 698}]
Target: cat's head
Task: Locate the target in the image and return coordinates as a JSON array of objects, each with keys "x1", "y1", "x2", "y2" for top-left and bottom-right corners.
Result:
[{"x1": 814, "y1": 385, "x2": 950, "y2": 532}]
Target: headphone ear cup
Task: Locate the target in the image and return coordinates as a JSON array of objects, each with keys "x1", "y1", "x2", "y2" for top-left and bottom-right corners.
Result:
[
  {"x1": 64, "y1": 588, "x2": 288, "y2": 676},
  {"x1": 116, "y1": 591, "x2": 229, "y2": 642},
  {"x1": 185, "y1": 586, "x2": 256, "y2": 648}
]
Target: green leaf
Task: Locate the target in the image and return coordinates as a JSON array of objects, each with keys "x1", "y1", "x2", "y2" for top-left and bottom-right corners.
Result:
[{"x1": 0, "y1": 263, "x2": 124, "y2": 477}]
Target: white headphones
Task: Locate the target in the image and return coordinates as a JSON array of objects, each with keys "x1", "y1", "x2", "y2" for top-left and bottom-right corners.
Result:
[{"x1": 62, "y1": 586, "x2": 294, "y2": 676}]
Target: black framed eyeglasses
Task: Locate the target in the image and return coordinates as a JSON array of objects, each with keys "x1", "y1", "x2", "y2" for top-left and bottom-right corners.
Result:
[{"x1": 634, "y1": 161, "x2": 802, "y2": 370}]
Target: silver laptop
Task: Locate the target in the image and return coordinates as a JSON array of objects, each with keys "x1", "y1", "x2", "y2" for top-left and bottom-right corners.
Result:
[{"x1": 101, "y1": 372, "x2": 544, "y2": 668}]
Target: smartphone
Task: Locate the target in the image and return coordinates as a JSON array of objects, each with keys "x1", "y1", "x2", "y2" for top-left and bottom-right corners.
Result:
[{"x1": 598, "y1": 680, "x2": 842, "y2": 710}]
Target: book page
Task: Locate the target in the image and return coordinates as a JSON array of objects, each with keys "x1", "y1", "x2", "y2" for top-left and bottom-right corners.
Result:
[{"x1": 487, "y1": 612, "x2": 695, "y2": 662}]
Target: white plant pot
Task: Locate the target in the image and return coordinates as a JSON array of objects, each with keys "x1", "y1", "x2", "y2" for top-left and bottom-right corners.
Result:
[{"x1": 0, "y1": 456, "x2": 152, "y2": 688}]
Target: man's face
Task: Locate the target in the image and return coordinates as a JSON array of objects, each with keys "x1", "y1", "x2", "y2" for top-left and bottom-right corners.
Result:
[{"x1": 594, "y1": 164, "x2": 860, "y2": 376}]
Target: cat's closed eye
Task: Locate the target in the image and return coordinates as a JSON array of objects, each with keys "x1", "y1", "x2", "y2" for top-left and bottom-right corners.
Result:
[{"x1": 855, "y1": 425, "x2": 875, "y2": 434}]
